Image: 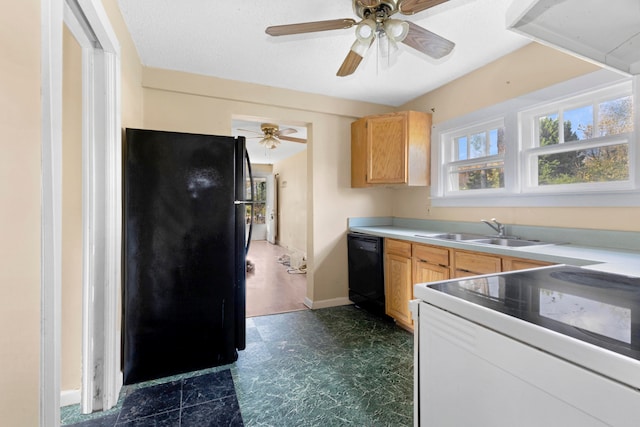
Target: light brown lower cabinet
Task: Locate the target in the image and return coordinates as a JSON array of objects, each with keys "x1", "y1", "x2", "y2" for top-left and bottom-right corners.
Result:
[
  {"x1": 384, "y1": 240, "x2": 413, "y2": 329},
  {"x1": 385, "y1": 240, "x2": 452, "y2": 331},
  {"x1": 383, "y1": 238, "x2": 555, "y2": 331},
  {"x1": 385, "y1": 253, "x2": 413, "y2": 328}
]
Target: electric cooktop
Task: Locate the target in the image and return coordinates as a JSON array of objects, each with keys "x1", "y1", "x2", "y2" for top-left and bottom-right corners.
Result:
[{"x1": 427, "y1": 265, "x2": 640, "y2": 361}]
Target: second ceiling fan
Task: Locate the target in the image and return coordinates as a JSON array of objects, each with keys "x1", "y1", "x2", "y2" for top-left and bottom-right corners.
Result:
[
  {"x1": 239, "y1": 123, "x2": 306, "y2": 150},
  {"x1": 265, "y1": 0, "x2": 455, "y2": 77}
]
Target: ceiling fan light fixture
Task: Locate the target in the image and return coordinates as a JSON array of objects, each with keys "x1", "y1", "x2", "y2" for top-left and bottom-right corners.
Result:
[
  {"x1": 383, "y1": 19, "x2": 409, "y2": 42},
  {"x1": 259, "y1": 135, "x2": 280, "y2": 149},
  {"x1": 355, "y1": 19, "x2": 376, "y2": 42}
]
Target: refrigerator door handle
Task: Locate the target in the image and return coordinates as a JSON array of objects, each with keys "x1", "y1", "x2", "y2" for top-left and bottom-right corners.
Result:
[{"x1": 244, "y1": 149, "x2": 254, "y2": 255}]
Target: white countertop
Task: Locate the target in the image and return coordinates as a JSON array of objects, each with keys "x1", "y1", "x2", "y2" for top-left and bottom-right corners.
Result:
[{"x1": 349, "y1": 225, "x2": 640, "y2": 277}]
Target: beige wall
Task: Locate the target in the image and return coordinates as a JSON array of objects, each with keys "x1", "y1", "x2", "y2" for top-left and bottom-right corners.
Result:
[
  {"x1": 251, "y1": 164, "x2": 273, "y2": 174},
  {"x1": 395, "y1": 43, "x2": 640, "y2": 232},
  {"x1": 0, "y1": 1, "x2": 42, "y2": 425},
  {"x1": 141, "y1": 68, "x2": 395, "y2": 304},
  {"x1": 273, "y1": 150, "x2": 307, "y2": 254}
]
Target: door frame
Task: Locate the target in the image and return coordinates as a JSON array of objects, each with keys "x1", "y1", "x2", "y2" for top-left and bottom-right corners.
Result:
[{"x1": 41, "y1": 0, "x2": 121, "y2": 424}]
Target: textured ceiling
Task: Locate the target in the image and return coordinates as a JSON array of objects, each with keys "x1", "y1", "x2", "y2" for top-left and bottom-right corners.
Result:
[{"x1": 117, "y1": 0, "x2": 531, "y2": 107}]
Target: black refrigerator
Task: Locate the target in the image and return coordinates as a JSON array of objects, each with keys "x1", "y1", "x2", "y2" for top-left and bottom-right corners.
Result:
[{"x1": 123, "y1": 128, "x2": 252, "y2": 385}]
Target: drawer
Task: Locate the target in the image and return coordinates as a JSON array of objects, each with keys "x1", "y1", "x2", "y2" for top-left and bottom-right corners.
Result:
[
  {"x1": 413, "y1": 244, "x2": 450, "y2": 267},
  {"x1": 503, "y1": 257, "x2": 553, "y2": 272},
  {"x1": 385, "y1": 238, "x2": 411, "y2": 257},
  {"x1": 455, "y1": 251, "x2": 501, "y2": 275}
]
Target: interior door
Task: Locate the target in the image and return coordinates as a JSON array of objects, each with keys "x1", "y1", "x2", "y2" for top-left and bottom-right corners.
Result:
[{"x1": 266, "y1": 174, "x2": 277, "y2": 244}]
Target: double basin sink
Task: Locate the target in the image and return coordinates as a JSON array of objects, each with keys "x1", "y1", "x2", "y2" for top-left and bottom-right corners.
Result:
[{"x1": 416, "y1": 232, "x2": 554, "y2": 247}]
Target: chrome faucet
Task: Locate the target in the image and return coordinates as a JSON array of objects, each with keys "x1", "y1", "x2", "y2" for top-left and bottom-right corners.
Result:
[{"x1": 481, "y1": 218, "x2": 505, "y2": 237}]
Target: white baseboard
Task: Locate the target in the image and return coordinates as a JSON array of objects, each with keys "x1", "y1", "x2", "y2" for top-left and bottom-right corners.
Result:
[
  {"x1": 304, "y1": 297, "x2": 352, "y2": 310},
  {"x1": 60, "y1": 389, "x2": 81, "y2": 407}
]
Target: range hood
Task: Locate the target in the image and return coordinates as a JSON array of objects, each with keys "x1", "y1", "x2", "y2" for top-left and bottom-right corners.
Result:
[{"x1": 507, "y1": 0, "x2": 640, "y2": 75}]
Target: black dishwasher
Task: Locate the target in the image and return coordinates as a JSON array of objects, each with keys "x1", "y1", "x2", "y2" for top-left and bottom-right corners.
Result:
[{"x1": 347, "y1": 233, "x2": 387, "y2": 318}]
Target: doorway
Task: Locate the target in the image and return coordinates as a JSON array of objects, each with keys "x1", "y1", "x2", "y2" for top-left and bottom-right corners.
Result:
[{"x1": 233, "y1": 117, "x2": 308, "y2": 317}]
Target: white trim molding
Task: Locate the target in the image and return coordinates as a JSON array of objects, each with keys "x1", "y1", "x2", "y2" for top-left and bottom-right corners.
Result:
[
  {"x1": 43, "y1": 0, "x2": 122, "y2": 424},
  {"x1": 304, "y1": 297, "x2": 353, "y2": 310},
  {"x1": 60, "y1": 390, "x2": 82, "y2": 407},
  {"x1": 41, "y1": 1, "x2": 64, "y2": 426}
]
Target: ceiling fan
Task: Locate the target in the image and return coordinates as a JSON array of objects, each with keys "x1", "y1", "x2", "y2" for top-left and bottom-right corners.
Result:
[
  {"x1": 239, "y1": 123, "x2": 306, "y2": 149},
  {"x1": 265, "y1": 0, "x2": 455, "y2": 77}
]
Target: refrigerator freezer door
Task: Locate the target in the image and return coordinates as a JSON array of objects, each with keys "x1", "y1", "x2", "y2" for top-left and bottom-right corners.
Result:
[{"x1": 124, "y1": 128, "x2": 245, "y2": 384}]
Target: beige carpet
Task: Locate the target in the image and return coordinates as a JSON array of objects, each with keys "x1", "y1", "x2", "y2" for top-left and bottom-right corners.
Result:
[{"x1": 245, "y1": 241, "x2": 308, "y2": 318}]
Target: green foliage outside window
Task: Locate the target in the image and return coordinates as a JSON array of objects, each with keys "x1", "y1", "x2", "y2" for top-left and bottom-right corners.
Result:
[{"x1": 537, "y1": 96, "x2": 631, "y2": 186}]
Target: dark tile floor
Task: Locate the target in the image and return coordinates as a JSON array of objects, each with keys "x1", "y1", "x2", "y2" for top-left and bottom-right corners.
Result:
[
  {"x1": 62, "y1": 305, "x2": 414, "y2": 427},
  {"x1": 63, "y1": 370, "x2": 242, "y2": 426}
]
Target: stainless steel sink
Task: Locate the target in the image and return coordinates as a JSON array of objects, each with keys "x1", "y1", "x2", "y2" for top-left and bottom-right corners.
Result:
[
  {"x1": 425, "y1": 233, "x2": 487, "y2": 241},
  {"x1": 470, "y1": 238, "x2": 551, "y2": 247},
  {"x1": 415, "y1": 232, "x2": 555, "y2": 247}
]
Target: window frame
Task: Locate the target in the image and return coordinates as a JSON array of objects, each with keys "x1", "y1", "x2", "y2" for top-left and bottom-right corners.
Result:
[
  {"x1": 520, "y1": 82, "x2": 634, "y2": 194},
  {"x1": 441, "y1": 117, "x2": 508, "y2": 196},
  {"x1": 431, "y1": 70, "x2": 640, "y2": 207}
]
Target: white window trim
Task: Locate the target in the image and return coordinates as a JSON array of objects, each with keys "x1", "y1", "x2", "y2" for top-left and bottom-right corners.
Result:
[
  {"x1": 441, "y1": 117, "x2": 507, "y2": 196},
  {"x1": 520, "y1": 81, "x2": 634, "y2": 193},
  {"x1": 431, "y1": 69, "x2": 639, "y2": 207}
]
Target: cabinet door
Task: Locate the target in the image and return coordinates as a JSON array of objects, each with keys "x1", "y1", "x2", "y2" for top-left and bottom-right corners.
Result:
[
  {"x1": 414, "y1": 260, "x2": 450, "y2": 284},
  {"x1": 385, "y1": 253, "x2": 413, "y2": 327},
  {"x1": 367, "y1": 114, "x2": 407, "y2": 184}
]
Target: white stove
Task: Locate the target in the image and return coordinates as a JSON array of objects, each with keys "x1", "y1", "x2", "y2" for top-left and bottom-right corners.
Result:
[{"x1": 411, "y1": 265, "x2": 640, "y2": 426}]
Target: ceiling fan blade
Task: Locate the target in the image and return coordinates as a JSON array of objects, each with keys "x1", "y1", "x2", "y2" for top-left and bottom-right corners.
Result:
[
  {"x1": 277, "y1": 128, "x2": 298, "y2": 136},
  {"x1": 266, "y1": 18, "x2": 356, "y2": 36},
  {"x1": 399, "y1": 0, "x2": 449, "y2": 15},
  {"x1": 337, "y1": 50, "x2": 365, "y2": 77},
  {"x1": 337, "y1": 36, "x2": 375, "y2": 77},
  {"x1": 237, "y1": 128, "x2": 264, "y2": 135},
  {"x1": 402, "y1": 21, "x2": 454, "y2": 59},
  {"x1": 279, "y1": 135, "x2": 307, "y2": 144}
]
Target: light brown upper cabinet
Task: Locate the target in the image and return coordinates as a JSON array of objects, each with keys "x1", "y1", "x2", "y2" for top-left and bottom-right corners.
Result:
[{"x1": 351, "y1": 111, "x2": 431, "y2": 188}]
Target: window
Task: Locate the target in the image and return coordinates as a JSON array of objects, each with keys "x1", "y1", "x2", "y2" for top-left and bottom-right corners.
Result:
[
  {"x1": 443, "y1": 119, "x2": 506, "y2": 194},
  {"x1": 522, "y1": 85, "x2": 633, "y2": 192},
  {"x1": 432, "y1": 71, "x2": 638, "y2": 207}
]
